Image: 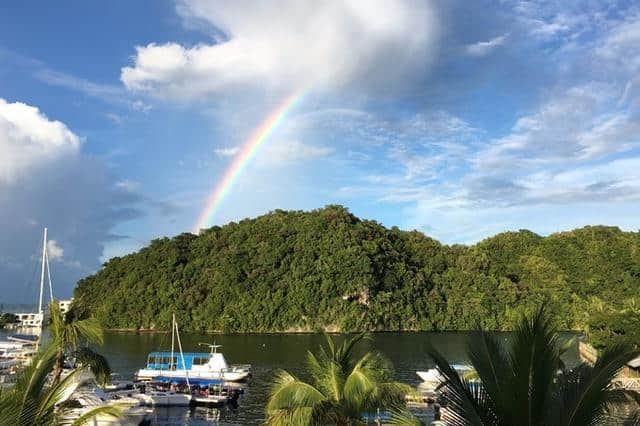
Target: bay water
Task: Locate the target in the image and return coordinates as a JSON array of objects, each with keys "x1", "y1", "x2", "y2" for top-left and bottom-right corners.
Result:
[{"x1": 98, "y1": 331, "x2": 580, "y2": 425}]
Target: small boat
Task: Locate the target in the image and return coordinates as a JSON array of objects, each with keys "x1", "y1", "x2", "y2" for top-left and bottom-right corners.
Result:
[
  {"x1": 102, "y1": 373, "x2": 134, "y2": 392},
  {"x1": 417, "y1": 364, "x2": 475, "y2": 391},
  {"x1": 56, "y1": 373, "x2": 152, "y2": 425},
  {"x1": 7, "y1": 334, "x2": 39, "y2": 344},
  {"x1": 133, "y1": 390, "x2": 192, "y2": 406},
  {"x1": 0, "y1": 358, "x2": 18, "y2": 388},
  {"x1": 0, "y1": 358, "x2": 18, "y2": 371},
  {"x1": 191, "y1": 393, "x2": 229, "y2": 407},
  {"x1": 136, "y1": 315, "x2": 251, "y2": 383},
  {"x1": 0, "y1": 340, "x2": 37, "y2": 365}
]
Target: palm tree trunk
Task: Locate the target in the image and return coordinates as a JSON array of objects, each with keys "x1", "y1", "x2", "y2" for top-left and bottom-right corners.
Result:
[{"x1": 51, "y1": 351, "x2": 64, "y2": 385}]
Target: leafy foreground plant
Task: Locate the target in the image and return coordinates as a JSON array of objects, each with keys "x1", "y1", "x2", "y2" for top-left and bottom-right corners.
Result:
[
  {"x1": 0, "y1": 344, "x2": 120, "y2": 426},
  {"x1": 266, "y1": 333, "x2": 411, "y2": 425},
  {"x1": 391, "y1": 308, "x2": 640, "y2": 426},
  {"x1": 49, "y1": 301, "x2": 111, "y2": 386}
]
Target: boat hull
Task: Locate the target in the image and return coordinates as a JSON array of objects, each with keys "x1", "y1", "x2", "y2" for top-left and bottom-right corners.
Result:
[
  {"x1": 191, "y1": 395, "x2": 229, "y2": 407},
  {"x1": 136, "y1": 368, "x2": 249, "y2": 382},
  {"x1": 134, "y1": 391, "x2": 192, "y2": 406}
]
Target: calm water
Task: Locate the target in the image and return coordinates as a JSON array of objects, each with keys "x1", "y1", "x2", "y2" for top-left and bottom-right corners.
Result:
[{"x1": 97, "y1": 331, "x2": 580, "y2": 425}]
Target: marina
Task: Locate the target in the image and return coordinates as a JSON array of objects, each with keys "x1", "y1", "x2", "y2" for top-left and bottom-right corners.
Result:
[{"x1": 87, "y1": 330, "x2": 581, "y2": 424}]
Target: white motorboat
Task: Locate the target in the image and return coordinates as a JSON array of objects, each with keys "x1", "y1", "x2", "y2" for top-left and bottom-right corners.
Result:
[
  {"x1": 416, "y1": 364, "x2": 476, "y2": 391},
  {"x1": 56, "y1": 374, "x2": 152, "y2": 426},
  {"x1": 133, "y1": 390, "x2": 192, "y2": 406},
  {"x1": 191, "y1": 393, "x2": 229, "y2": 407},
  {"x1": 136, "y1": 315, "x2": 251, "y2": 383}
]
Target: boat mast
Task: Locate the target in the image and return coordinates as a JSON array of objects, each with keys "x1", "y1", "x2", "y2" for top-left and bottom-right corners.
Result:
[
  {"x1": 45, "y1": 247, "x2": 54, "y2": 303},
  {"x1": 170, "y1": 314, "x2": 175, "y2": 370},
  {"x1": 174, "y1": 318, "x2": 190, "y2": 388},
  {"x1": 38, "y1": 227, "x2": 47, "y2": 315}
]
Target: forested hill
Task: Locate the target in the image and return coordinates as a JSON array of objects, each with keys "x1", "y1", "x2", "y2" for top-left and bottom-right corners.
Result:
[{"x1": 73, "y1": 206, "x2": 640, "y2": 348}]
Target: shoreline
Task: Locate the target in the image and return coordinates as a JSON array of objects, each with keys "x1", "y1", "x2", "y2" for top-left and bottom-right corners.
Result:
[{"x1": 105, "y1": 328, "x2": 587, "y2": 336}]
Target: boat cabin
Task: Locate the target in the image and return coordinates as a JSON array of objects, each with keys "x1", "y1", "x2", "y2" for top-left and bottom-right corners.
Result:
[{"x1": 145, "y1": 351, "x2": 229, "y2": 372}]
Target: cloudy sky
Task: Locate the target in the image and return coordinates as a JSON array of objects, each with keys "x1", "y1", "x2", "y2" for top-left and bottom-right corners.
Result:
[{"x1": 1, "y1": 0, "x2": 639, "y2": 302}]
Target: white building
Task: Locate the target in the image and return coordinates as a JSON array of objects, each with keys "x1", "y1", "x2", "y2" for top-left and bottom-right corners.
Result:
[
  {"x1": 14, "y1": 312, "x2": 44, "y2": 328},
  {"x1": 59, "y1": 299, "x2": 73, "y2": 315}
]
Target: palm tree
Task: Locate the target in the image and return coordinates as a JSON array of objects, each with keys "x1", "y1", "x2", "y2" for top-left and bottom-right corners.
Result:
[
  {"x1": 48, "y1": 301, "x2": 111, "y2": 386},
  {"x1": 0, "y1": 344, "x2": 121, "y2": 426},
  {"x1": 266, "y1": 333, "x2": 411, "y2": 425},
  {"x1": 391, "y1": 308, "x2": 639, "y2": 426}
]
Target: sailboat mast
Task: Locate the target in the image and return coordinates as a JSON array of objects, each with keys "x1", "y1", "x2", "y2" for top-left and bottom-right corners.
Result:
[
  {"x1": 175, "y1": 319, "x2": 190, "y2": 388},
  {"x1": 45, "y1": 248, "x2": 54, "y2": 302},
  {"x1": 38, "y1": 227, "x2": 47, "y2": 314}
]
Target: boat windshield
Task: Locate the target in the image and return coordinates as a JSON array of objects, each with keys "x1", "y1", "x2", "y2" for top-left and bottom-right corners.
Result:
[{"x1": 147, "y1": 355, "x2": 178, "y2": 369}]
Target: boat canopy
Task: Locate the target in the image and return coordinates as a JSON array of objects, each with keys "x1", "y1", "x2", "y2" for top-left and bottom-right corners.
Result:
[{"x1": 9, "y1": 334, "x2": 39, "y2": 343}]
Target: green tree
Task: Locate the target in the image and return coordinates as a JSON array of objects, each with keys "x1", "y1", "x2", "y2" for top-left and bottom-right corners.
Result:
[
  {"x1": 266, "y1": 333, "x2": 410, "y2": 425},
  {"x1": 49, "y1": 301, "x2": 111, "y2": 386},
  {"x1": 0, "y1": 313, "x2": 18, "y2": 329}
]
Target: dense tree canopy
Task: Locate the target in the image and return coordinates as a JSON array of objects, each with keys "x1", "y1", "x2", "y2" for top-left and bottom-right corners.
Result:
[{"x1": 73, "y1": 206, "x2": 640, "y2": 349}]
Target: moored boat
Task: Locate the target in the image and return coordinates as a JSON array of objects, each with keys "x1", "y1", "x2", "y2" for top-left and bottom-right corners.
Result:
[
  {"x1": 135, "y1": 315, "x2": 250, "y2": 383},
  {"x1": 136, "y1": 347, "x2": 250, "y2": 382},
  {"x1": 133, "y1": 390, "x2": 192, "y2": 406},
  {"x1": 416, "y1": 364, "x2": 475, "y2": 392}
]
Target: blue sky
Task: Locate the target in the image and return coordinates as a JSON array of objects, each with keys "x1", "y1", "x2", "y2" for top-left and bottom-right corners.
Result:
[{"x1": 1, "y1": 0, "x2": 639, "y2": 302}]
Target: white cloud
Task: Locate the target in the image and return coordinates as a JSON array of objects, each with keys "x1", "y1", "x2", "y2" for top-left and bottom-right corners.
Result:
[
  {"x1": 121, "y1": 0, "x2": 439, "y2": 100},
  {"x1": 131, "y1": 100, "x2": 153, "y2": 112},
  {"x1": 258, "y1": 140, "x2": 332, "y2": 167},
  {"x1": 474, "y1": 82, "x2": 639, "y2": 171},
  {"x1": 465, "y1": 34, "x2": 507, "y2": 56},
  {"x1": 0, "y1": 99, "x2": 81, "y2": 182},
  {"x1": 0, "y1": 99, "x2": 144, "y2": 301},
  {"x1": 46, "y1": 239, "x2": 64, "y2": 261},
  {"x1": 104, "y1": 112, "x2": 124, "y2": 125},
  {"x1": 214, "y1": 146, "x2": 239, "y2": 157}
]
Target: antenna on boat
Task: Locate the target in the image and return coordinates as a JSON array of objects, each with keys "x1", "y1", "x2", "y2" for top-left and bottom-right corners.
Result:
[{"x1": 198, "y1": 342, "x2": 222, "y2": 355}]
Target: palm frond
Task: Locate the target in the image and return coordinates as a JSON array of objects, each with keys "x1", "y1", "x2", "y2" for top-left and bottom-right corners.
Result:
[
  {"x1": 343, "y1": 352, "x2": 378, "y2": 414},
  {"x1": 73, "y1": 346, "x2": 112, "y2": 386},
  {"x1": 426, "y1": 344, "x2": 494, "y2": 426},
  {"x1": 266, "y1": 370, "x2": 328, "y2": 425},
  {"x1": 561, "y1": 343, "x2": 639, "y2": 426},
  {"x1": 69, "y1": 317, "x2": 104, "y2": 346},
  {"x1": 266, "y1": 370, "x2": 326, "y2": 412},
  {"x1": 388, "y1": 407, "x2": 426, "y2": 426},
  {"x1": 37, "y1": 367, "x2": 98, "y2": 421},
  {"x1": 507, "y1": 306, "x2": 558, "y2": 424},
  {"x1": 16, "y1": 346, "x2": 58, "y2": 424},
  {"x1": 68, "y1": 404, "x2": 122, "y2": 426},
  {"x1": 466, "y1": 331, "x2": 509, "y2": 418}
]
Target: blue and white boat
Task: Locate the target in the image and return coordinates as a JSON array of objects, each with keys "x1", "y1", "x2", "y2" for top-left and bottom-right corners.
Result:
[{"x1": 136, "y1": 316, "x2": 250, "y2": 383}]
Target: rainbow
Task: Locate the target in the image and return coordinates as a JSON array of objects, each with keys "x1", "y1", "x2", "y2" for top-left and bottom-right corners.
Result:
[{"x1": 193, "y1": 90, "x2": 305, "y2": 233}]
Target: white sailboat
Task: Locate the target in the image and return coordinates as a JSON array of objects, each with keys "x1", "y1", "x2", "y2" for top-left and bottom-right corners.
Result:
[
  {"x1": 13, "y1": 227, "x2": 55, "y2": 330},
  {"x1": 0, "y1": 228, "x2": 52, "y2": 375}
]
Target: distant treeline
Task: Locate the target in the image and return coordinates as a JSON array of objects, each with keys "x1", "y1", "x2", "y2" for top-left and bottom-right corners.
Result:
[{"x1": 73, "y1": 205, "x2": 640, "y2": 349}]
